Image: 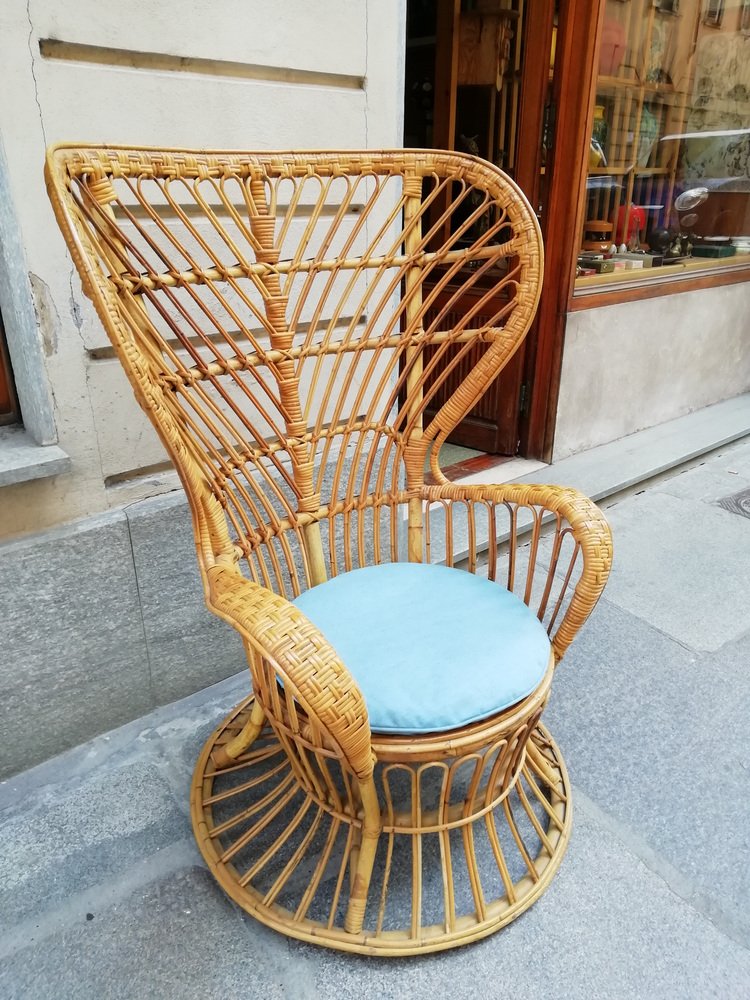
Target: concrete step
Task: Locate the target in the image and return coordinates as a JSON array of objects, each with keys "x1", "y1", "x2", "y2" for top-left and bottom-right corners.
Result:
[
  {"x1": 434, "y1": 393, "x2": 750, "y2": 563},
  {"x1": 511, "y1": 392, "x2": 750, "y2": 503}
]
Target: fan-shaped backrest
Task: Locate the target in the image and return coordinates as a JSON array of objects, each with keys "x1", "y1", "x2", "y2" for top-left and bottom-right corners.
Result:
[{"x1": 46, "y1": 146, "x2": 542, "y2": 594}]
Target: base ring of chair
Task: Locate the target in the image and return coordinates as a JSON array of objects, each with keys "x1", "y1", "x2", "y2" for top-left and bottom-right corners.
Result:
[{"x1": 191, "y1": 694, "x2": 572, "y2": 955}]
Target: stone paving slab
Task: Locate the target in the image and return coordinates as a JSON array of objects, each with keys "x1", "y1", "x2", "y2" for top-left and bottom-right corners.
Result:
[
  {"x1": 2, "y1": 445, "x2": 750, "y2": 998},
  {"x1": 547, "y1": 605, "x2": 750, "y2": 946},
  {"x1": 0, "y1": 866, "x2": 299, "y2": 1000},
  {"x1": 600, "y1": 490, "x2": 750, "y2": 652},
  {"x1": 0, "y1": 511, "x2": 153, "y2": 779},
  {"x1": 299, "y1": 805, "x2": 750, "y2": 1000},
  {"x1": 0, "y1": 757, "x2": 186, "y2": 928},
  {"x1": 627, "y1": 714, "x2": 750, "y2": 940},
  {"x1": 125, "y1": 492, "x2": 246, "y2": 704},
  {"x1": 0, "y1": 670, "x2": 250, "y2": 937},
  {"x1": 547, "y1": 598, "x2": 719, "y2": 761},
  {"x1": 1, "y1": 805, "x2": 747, "y2": 1000},
  {"x1": 653, "y1": 450, "x2": 750, "y2": 503}
]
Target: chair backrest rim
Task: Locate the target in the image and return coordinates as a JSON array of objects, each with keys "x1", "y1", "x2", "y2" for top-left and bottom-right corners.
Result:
[{"x1": 45, "y1": 144, "x2": 544, "y2": 580}]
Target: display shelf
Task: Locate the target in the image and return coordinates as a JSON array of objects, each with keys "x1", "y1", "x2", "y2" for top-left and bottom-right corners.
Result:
[
  {"x1": 575, "y1": 250, "x2": 750, "y2": 290},
  {"x1": 589, "y1": 166, "x2": 672, "y2": 176},
  {"x1": 597, "y1": 75, "x2": 676, "y2": 95}
]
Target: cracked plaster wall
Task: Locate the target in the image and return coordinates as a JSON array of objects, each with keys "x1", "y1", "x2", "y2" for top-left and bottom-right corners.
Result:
[{"x1": 0, "y1": 0, "x2": 406, "y2": 539}]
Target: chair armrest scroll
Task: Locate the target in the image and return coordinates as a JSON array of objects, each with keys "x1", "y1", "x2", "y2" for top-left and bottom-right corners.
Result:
[
  {"x1": 206, "y1": 565, "x2": 374, "y2": 779},
  {"x1": 422, "y1": 482, "x2": 613, "y2": 661}
]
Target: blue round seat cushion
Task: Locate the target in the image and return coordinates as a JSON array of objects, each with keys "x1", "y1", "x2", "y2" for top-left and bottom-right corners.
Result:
[{"x1": 292, "y1": 562, "x2": 551, "y2": 736}]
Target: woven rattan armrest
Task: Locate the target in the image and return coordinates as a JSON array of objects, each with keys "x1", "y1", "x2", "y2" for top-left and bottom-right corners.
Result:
[
  {"x1": 206, "y1": 565, "x2": 374, "y2": 780},
  {"x1": 421, "y1": 482, "x2": 613, "y2": 660}
]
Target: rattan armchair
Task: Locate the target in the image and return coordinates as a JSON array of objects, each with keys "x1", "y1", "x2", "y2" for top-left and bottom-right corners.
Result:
[{"x1": 46, "y1": 145, "x2": 612, "y2": 955}]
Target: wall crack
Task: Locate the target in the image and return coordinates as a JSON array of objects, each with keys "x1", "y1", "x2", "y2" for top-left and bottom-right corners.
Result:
[{"x1": 25, "y1": 0, "x2": 47, "y2": 146}]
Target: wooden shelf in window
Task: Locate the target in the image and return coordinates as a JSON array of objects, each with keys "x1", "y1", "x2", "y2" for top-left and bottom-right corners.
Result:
[
  {"x1": 596, "y1": 75, "x2": 676, "y2": 95},
  {"x1": 572, "y1": 255, "x2": 750, "y2": 310},
  {"x1": 589, "y1": 166, "x2": 672, "y2": 176},
  {"x1": 570, "y1": 263, "x2": 750, "y2": 309},
  {"x1": 596, "y1": 74, "x2": 639, "y2": 89},
  {"x1": 576, "y1": 252, "x2": 750, "y2": 288},
  {"x1": 642, "y1": 83, "x2": 678, "y2": 96}
]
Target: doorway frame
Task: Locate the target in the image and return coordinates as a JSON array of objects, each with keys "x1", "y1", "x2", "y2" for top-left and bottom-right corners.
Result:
[
  {"x1": 519, "y1": 0, "x2": 604, "y2": 461},
  {"x1": 417, "y1": 0, "x2": 605, "y2": 462}
]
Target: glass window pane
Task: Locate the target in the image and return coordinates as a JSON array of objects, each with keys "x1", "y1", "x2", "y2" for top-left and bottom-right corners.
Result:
[{"x1": 575, "y1": 0, "x2": 750, "y2": 292}]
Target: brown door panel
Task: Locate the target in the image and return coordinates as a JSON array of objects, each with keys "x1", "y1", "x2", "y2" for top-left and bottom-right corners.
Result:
[{"x1": 421, "y1": 284, "x2": 523, "y2": 454}]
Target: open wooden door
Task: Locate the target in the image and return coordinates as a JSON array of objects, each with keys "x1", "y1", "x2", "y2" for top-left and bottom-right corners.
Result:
[{"x1": 404, "y1": 0, "x2": 555, "y2": 455}]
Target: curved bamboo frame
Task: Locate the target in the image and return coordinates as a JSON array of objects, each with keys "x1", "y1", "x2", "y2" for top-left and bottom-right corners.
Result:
[{"x1": 46, "y1": 145, "x2": 612, "y2": 954}]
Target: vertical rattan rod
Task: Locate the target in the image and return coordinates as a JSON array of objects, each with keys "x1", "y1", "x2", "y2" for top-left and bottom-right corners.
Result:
[
  {"x1": 86, "y1": 177, "x2": 227, "y2": 567},
  {"x1": 402, "y1": 176, "x2": 426, "y2": 563},
  {"x1": 344, "y1": 777, "x2": 382, "y2": 935},
  {"x1": 301, "y1": 521, "x2": 328, "y2": 586},
  {"x1": 247, "y1": 174, "x2": 328, "y2": 586},
  {"x1": 212, "y1": 698, "x2": 266, "y2": 769}
]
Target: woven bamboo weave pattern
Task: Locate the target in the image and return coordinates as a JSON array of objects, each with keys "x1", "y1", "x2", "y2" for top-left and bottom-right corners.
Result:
[{"x1": 46, "y1": 145, "x2": 612, "y2": 954}]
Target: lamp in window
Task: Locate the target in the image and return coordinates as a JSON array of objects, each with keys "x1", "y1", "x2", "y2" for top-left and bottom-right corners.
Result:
[
  {"x1": 615, "y1": 204, "x2": 647, "y2": 250},
  {"x1": 667, "y1": 186, "x2": 709, "y2": 258}
]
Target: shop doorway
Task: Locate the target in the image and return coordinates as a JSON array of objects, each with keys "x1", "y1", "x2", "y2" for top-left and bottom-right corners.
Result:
[{"x1": 404, "y1": 0, "x2": 556, "y2": 457}]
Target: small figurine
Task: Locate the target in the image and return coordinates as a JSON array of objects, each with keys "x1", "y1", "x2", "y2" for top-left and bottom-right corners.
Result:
[{"x1": 666, "y1": 236, "x2": 682, "y2": 258}]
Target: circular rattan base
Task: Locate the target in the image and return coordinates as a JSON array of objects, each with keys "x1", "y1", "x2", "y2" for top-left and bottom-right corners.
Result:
[{"x1": 191, "y1": 695, "x2": 572, "y2": 956}]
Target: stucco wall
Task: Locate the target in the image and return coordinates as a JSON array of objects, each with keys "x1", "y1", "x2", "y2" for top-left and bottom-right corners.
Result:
[
  {"x1": 0, "y1": 0, "x2": 405, "y2": 539},
  {"x1": 552, "y1": 281, "x2": 750, "y2": 461}
]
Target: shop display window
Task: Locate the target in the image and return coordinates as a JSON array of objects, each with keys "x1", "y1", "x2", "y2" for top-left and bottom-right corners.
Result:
[{"x1": 576, "y1": 0, "x2": 750, "y2": 289}]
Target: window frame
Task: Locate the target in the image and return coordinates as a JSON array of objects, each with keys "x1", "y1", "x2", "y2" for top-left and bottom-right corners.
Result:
[
  {"x1": 0, "y1": 136, "x2": 57, "y2": 445},
  {"x1": 0, "y1": 310, "x2": 20, "y2": 426}
]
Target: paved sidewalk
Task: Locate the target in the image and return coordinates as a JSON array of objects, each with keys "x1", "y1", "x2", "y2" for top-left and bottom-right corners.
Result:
[{"x1": 2, "y1": 440, "x2": 750, "y2": 1000}]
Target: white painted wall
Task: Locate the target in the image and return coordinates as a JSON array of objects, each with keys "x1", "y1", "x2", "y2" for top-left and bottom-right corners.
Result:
[
  {"x1": 553, "y1": 281, "x2": 750, "y2": 461},
  {"x1": 0, "y1": 0, "x2": 406, "y2": 538}
]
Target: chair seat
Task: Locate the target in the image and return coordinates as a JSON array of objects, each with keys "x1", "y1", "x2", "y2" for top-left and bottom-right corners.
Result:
[{"x1": 293, "y1": 562, "x2": 551, "y2": 735}]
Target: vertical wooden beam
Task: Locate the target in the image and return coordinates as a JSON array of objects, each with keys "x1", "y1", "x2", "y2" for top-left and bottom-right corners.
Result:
[
  {"x1": 513, "y1": 0, "x2": 556, "y2": 210},
  {"x1": 433, "y1": 0, "x2": 461, "y2": 151},
  {"x1": 432, "y1": 0, "x2": 461, "y2": 252},
  {"x1": 521, "y1": 0, "x2": 605, "y2": 461}
]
